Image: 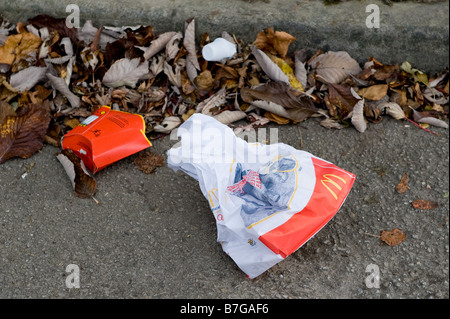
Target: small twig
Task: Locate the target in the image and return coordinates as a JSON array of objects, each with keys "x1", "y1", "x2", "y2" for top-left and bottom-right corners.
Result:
[
  {"x1": 297, "y1": 124, "x2": 304, "y2": 149},
  {"x1": 363, "y1": 232, "x2": 380, "y2": 238}
]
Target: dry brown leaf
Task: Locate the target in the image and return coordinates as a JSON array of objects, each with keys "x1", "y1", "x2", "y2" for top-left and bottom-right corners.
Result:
[
  {"x1": 264, "y1": 111, "x2": 290, "y2": 124},
  {"x1": 357, "y1": 84, "x2": 388, "y2": 101},
  {"x1": 241, "y1": 81, "x2": 317, "y2": 122},
  {"x1": 380, "y1": 228, "x2": 406, "y2": 247},
  {"x1": 0, "y1": 102, "x2": 51, "y2": 164},
  {"x1": 213, "y1": 110, "x2": 247, "y2": 125},
  {"x1": 133, "y1": 150, "x2": 164, "y2": 174},
  {"x1": 395, "y1": 173, "x2": 409, "y2": 194},
  {"x1": 56, "y1": 148, "x2": 97, "y2": 199},
  {"x1": 102, "y1": 58, "x2": 150, "y2": 88},
  {"x1": 143, "y1": 31, "x2": 178, "y2": 60},
  {"x1": 0, "y1": 31, "x2": 41, "y2": 72},
  {"x1": 351, "y1": 99, "x2": 367, "y2": 133},
  {"x1": 409, "y1": 106, "x2": 449, "y2": 129},
  {"x1": 254, "y1": 27, "x2": 295, "y2": 58},
  {"x1": 194, "y1": 70, "x2": 214, "y2": 93},
  {"x1": 184, "y1": 18, "x2": 200, "y2": 82},
  {"x1": 327, "y1": 83, "x2": 360, "y2": 119},
  {"x1": 9, "y1": 66, "x2": 48, "y2": 92},
  {"x1": 411, "y1": 199, "x2": 439, "y2": 210}
]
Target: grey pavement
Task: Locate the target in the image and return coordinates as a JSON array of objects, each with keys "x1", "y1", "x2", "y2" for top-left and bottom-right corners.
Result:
[{"x1": 0, "y1": 117, "x2": 448, "y2": 298}]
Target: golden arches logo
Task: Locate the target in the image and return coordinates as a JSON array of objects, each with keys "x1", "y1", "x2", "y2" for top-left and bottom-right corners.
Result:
[{"x1": 321, "y1": 174, "x2": 347, "y2": 200}]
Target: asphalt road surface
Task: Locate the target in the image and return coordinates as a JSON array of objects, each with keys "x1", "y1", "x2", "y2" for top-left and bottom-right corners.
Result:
[{"x1": 0, "y1": 117, "x2": 448, "y2": 299}]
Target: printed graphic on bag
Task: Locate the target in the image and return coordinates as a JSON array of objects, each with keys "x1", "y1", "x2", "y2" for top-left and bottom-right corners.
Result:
[{"x1": 227, "y1": 155, "x2": 299, "y2": 228}]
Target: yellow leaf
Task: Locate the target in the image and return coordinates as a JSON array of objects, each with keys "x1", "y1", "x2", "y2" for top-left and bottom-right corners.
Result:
[{"x1": 269, "y1": 54, "x2": 304, "y2": 92}]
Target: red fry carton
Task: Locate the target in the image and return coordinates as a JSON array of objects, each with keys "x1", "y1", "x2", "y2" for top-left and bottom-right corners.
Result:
[{"x1": 61, "y1": 106, "x2": 151, "y2": 173}]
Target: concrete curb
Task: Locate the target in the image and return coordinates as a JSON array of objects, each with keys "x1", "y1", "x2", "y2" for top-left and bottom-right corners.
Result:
[{"x1": 1, "y1": 0, "x2": 449, "y2": 72}]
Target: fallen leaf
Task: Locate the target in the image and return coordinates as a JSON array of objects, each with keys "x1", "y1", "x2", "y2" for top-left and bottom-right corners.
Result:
[
  {"x1": 251, "y1": 46, "x2": 290, "y2": 85},
  {"x1": 380, "y1": 228, "x2": 406, "y2": 247},
  {"x1": 213, "y1": 110, "x2": 247, "y2": 125},
  {"x1": 184, "y1": 18, "x2": 200, "y2": 82},
  {"x1": 0, "y1": 30, "x2": 41, "y2": 72},
  {"x1": 294, "y1": 52, "x2": 308, "y2": 90},
  {"x1": 351, "y1": 99, "x2": 367, "y2": 133},
  {"x1": 309, "y1": 51, "x2": 362, "y2": 84},
  {"x1": 9, "y1": 66, "x2": 48, "y2": 92},
  {"x1": 254, "y1": 27, "x2": 295, "y2": 58},
  {"x1": 401, "y1": 61, "x2": 429, "y2": 86},
  {"x1": 197, "y1": 87, "x2": 228, "y2": 115},
  {"x1": 409, "y1": 106, "x2": 448, "y2": 129},
  {"x1": 102, "y1": 58, "x2": 149, "y2": 88},
  {"x1": 153, "y1": 116, "x2": 181, "y2": 133},
  {"x1": 133, "y1": 150, "x2": 164, "y2": 174},
  {"x1": 56, "y1": 149, "x2": 97, "y2": 199},
  {"x1": 357, "y1": 84, "x2": 389, "y2": 101},
  {"x1": 46, "y1": 73, "x2": 81, "y2": 108},
  {"x1": 241, "y1": 81, "x2": 317, "y2": 122},
  {"x1": 376, "y1": 102, "x2": 405, "y2": 120},
  {"x1": 327, "y1": 83, "x2": 360, "y2": 119},
  {"x1": 143, "y1": 31, "x2": 178, "y2": 60},
  {"x1": 411, "y1": 199, "x2": 439, "y2": 210},
  {"x1": 320, "y1": 117, "x2": 345, "y2": 130},
  {"x1": 0, "y1": 102, "x2": 51, "y2": 164},
  {"x1": 194, "y1": 70, "x2": 214, "y2": 93},
  {"x1": 264, "y1": 111, "x2": 290, "y2": 124},
  {"x1": 395, "y1": 173, "x2": 409, "y2": 194}
]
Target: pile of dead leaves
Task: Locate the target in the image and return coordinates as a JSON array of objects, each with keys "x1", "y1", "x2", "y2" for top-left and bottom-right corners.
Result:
[{"x1": 1, "y1": 15, "x2": 449, "y2": 165}]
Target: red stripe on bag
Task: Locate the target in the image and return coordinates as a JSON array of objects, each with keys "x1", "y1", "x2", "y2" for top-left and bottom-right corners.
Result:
[{"x1": 259, "y1": 157, "x2": 356, "y2": 259}]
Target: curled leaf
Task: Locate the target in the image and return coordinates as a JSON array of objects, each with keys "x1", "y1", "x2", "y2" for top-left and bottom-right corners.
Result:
[
  {"x1": 213, "y1": 110, "x2": 247, "y2": 125},
  {"x1": 254, "y1": 27, "x2": 295, "y2": 58},
  {"x1": 241, "y1": 81, "x2": 317, "y2": 122},
  {"x1": 411, "y1": 199, "x2": 438, "y2": 210},
  {"x1": 409, "y1": 106, "x2": 448, "y2": 129},
  {"x1": 395, "y1": 173, "x2": 409, "y2": 194},
  {"x1": 320, "y1": 118, "x2": 345, "y2": 130},
  {"x1": 143, "y1": 31, "x2": 178, "y2": 60},
  {"x1": 56, "y1": 149, "x2": 97, "y2": 199},
  {"x1": 9, "y1": 66, "x2": 48, "y2": 92},
  {"x1": 46, "y1": 73, "x2": 81, "y2": 108},
  {"x1": 184, "y1": 18, "x2": 200, "y2": 82},
  {"x1": 251, "y1": 46, "x2": 289, "y2": 85},
  {"x1": 377, "y1": 102, "x2": 405, "y2": 120},
  {"x1": 153, "y1": 116, "x2": 181, "y2": 133},
  {"x1": 351, "y1": 99, "x2": 367, "y2": 133}
]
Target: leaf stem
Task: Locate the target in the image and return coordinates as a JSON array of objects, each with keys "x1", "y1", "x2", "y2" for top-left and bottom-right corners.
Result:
[{"x1": 404, "y1": 117, "x2": 438, "y2": 136}]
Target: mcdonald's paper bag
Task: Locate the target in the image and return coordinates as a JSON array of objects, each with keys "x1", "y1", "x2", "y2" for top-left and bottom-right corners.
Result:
[{"x1": 167, "y1": 114, "x2": 355, "y2": 279}]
